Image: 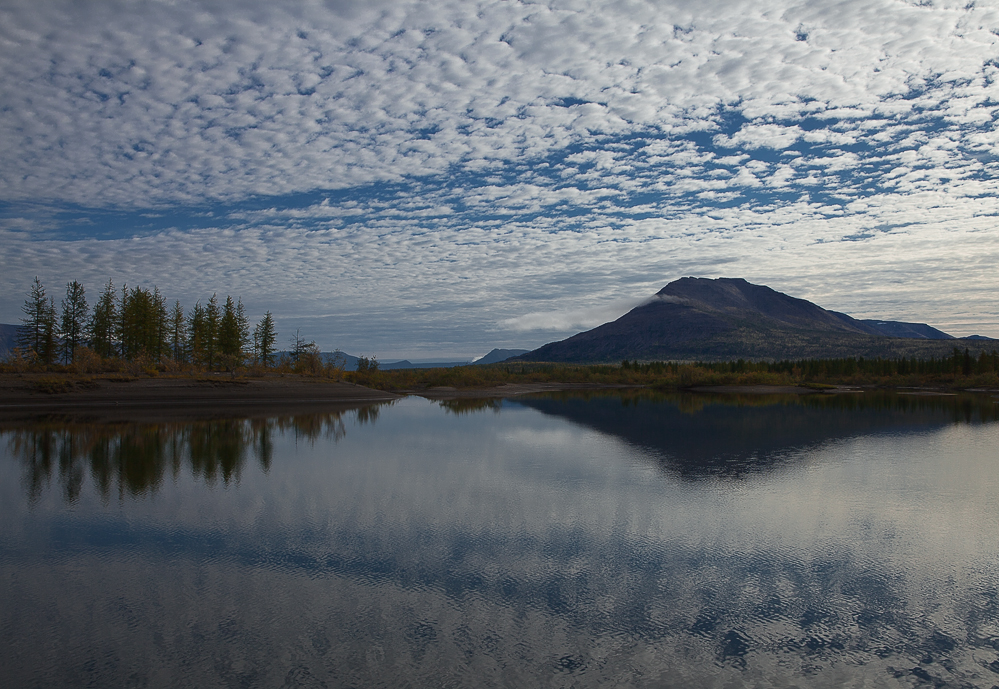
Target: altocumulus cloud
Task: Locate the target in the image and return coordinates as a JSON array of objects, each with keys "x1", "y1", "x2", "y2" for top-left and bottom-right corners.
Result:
[{"x1": 1, "y1": 0, "x2": 998, "y2": 357}]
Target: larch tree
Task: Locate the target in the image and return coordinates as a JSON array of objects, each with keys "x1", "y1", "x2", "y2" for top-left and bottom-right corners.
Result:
[
  {"x1": 218, "y1": 295, "x2": 243, "y2": 368},
  {"x1": 254, "y1": 312, "x2": 277, "y2": 367},
  {"x1": 204, "y1": 294, "x2": 220, "y2": 369},
  {"x1": 236, "y1": 298, "x2": 250, "y2": 360},
  {"x1": 18, "y1": 277, "x2": 53, "y2": 358},
  {"x1": 59, "y1": 280, "x2": 89, "y2": 364},
  {"x1": 170, "y1": 300, "x2": 187, "y2": 361},
  {"x1": 187, "y1": 301, "x2": 206, "y2": 366},
  {"x1": 88, "y1": 279, "x2": 118, "y2": 358}
]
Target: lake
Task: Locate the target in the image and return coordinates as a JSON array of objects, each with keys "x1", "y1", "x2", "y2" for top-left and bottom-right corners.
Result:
[{"x1": 2, "y1": 390, "x2": 999, "y2": 688}]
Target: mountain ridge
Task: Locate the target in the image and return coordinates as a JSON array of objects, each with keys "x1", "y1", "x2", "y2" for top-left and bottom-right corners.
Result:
[{"x1": 515, "y1": 278, "x2": 993, "y2": 363}]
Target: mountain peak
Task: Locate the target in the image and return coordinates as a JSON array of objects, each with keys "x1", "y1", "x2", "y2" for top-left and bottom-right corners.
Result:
[{"x1": 516, "y1": 277, "x2": 967, "y2": 363}]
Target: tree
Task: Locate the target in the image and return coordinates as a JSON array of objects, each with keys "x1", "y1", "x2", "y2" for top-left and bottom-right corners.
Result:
[
  {"x1": 40, "y1": 297, "x2": 58, "y2": 365},
  {"x1": 253, "y1": 312, "x2": 277, "y2": 367},
  {"x1": 59, "y1": 280, "x2": 89, "y2": 363},
  {"x1": 204, "y1": 294, "x2": 220, "y2": 369},
  {"x1": 235, "y1": 298, "x2": 250, "y2": 359},
  {"x1": 187, "y1": 301, "x2": 206, "y2": 366},
  {"x1": 89, "y1": 279, "x2": 118, "y2": 359},
  {"x1": 169, "y1": 300, "x2": 187, "y2": 361},
  {"x1": 152, "y1": 287, "x2": 169, "y2": 360},
  {"x1": 120, "y1": 286, "x2": 164, "y2": 360},
  {"x1": 187, "y1": 294, "x2": 220, "y2": 369},
  {"x1": 356, "y1": 355, "x2": 379, "y2": 373},
  {"x1": 218, "y1": 296, "x2": 245, "y2": 369},
  {"x1": 289, "y1": 329, "x2": 310, "y2": 364},
  {"x1": 18, "y1": 277, "x2": 55, "y2": 361}
]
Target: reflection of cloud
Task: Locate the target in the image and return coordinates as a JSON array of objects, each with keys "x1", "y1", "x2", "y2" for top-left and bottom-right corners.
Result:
[{"x1": 3, "y1": 398, "x2": 999, "y2": 686}]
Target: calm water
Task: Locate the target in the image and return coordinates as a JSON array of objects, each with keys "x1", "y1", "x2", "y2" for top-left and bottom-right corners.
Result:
[{"x1": 2, "y1": 391, "x2": 999, "y2": 688}]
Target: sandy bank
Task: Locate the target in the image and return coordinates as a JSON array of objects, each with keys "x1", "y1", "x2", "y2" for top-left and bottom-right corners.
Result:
[{"x1": 0, "y1": 373, "x2": 400, "y2": 423}]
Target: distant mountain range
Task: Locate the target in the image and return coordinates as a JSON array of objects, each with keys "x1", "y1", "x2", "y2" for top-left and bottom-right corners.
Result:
[
  {"x1": 0, "y1": 323, "x2": 21, "y2": 356},
  {"x1": 474, "y1": 348, "x2": 530, "y2": 365},
  {"x1": 515, "y1": 277, "x2": 996, "y2": 363}
]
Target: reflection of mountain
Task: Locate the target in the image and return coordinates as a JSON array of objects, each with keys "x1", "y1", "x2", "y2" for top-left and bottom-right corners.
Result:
[
  {"x1": 6, "y1": 404, "x2": 387, "y2": 503},
  {"x1": 513, "y1": 391, "x2": 999, "y2": 478}
]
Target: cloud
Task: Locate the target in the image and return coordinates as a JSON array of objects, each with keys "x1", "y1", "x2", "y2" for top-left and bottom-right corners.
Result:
[
  {"x1": 503, "y1": 296, "x2": 652, "y2": 333},
  {"x1": 2, "y1": 0, "x2": 998, "y2": 206},
  {"x1": 1, "y1": 0, "x2": 999, "y2": 353}
]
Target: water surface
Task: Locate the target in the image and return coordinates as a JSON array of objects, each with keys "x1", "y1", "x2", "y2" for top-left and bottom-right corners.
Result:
[{"x1": 2, "y1": 391, "x2": 999, "y2": 688}]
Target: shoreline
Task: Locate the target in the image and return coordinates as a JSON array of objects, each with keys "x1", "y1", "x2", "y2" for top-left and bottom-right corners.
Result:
[
  {"x1": 0, "y1": 373, "x2": 991, "y2": 423},
  {"x1": 0, "y1": 373, "x2": 400, "y2": 423}
]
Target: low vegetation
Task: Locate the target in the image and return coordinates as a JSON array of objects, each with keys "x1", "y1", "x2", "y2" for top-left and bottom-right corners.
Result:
[{"x1": 346, "y1": 350, "x2": 999, "y2": 392}]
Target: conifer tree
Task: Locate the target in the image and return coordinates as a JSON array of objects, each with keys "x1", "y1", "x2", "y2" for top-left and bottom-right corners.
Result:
[
  {"x1": 153, "y1": 287, "x2": 169, "y2": 361},
  {"x1": 170, "y1": 300, "x2": 187, "y2": 361},
  {"x1": 204, "y1": 294, "x2": 220, "y2": 369},
  {"x1": 254, "y1": 312, "x2": 277, "y2": 367},
  {"x1": 236, "y1": 298, "x2": 250, "y2": 359},
  {"x1": 60, "y1": 280, "x2": 89, "y2": 363},
  {"x1": 218, "y1": 295, "x2": 241, "y2": 364},
  {"x1": 18, "y1": 277, "x2": 53, "y2": 359},
  {"x1": 187, "y1": 301, "x2": 206, "y2": 366},
  {"x1": 39, "y1": 297, "x2": 58, "y2": 365},
  {"x1": 120, "y1": 286, "x2": 161, "y2": 359},
  {"x1": 89, "y1": 279, "x2": 118, "y2": 358}
]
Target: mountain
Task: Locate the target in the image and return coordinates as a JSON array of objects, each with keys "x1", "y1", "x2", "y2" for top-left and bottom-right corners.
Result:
[
  {"x1": 965, "y1": 335, "x2": 996, "y2": 340},
  {"x1": 0, "y1": 323, "x2": 23, "y2": 356},
  {"x1": 474, "y1": 348, "x2": 530, "y2": 365},
  {"x1": 515, "y1": 278, "x2": 991, "y2": 363},
  {"x1": 860, "y1": 320, "x2": 953, "y2": 339},
  {"x1": 379, "y1": 359, "x2": 470, "y2": 369},
  {"x1": 287, "y1": 352, "x2": 469, "y2": 370}
]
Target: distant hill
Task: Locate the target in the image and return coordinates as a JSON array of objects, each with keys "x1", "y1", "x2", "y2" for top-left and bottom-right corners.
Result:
[
  {"x1": 0, "y1": 323, "x2": 23, "y2": 356},
  {"x1": 965, "y1": 335, "x2": 996, "y2": 340},
  {"x1": 515, "y1": 278, "x2": 995, "y2": 363},
  {"x1": 380, "y1": 359, "x2": 471, "y2": 370},
  {"x1": 474, "y1": 348, "x2": 530, "y2": 365},
  {"x1": 860, "y1": 320, "x2": 953, "y2": 339},
  {"x1": 280, "y1": 352, "x2": 469, "y2": 371}
]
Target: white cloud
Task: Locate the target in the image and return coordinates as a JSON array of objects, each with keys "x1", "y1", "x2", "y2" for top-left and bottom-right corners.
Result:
[
  {"x1": 1, "y1": 0, "x2": 997, "y2": 206},
  {"x1": 2, "y1": 0, "x2": 999, "y2": 353}
]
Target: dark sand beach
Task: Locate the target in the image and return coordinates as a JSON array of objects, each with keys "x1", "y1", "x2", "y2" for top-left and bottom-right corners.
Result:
[{"x1": 0, "y1": 374, "x2": 401, "y2": 423}]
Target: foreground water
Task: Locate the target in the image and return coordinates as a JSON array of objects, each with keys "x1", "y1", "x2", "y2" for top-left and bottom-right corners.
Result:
[{"x1": 2, "y1": 391, "x2": 999, "y2": 688}]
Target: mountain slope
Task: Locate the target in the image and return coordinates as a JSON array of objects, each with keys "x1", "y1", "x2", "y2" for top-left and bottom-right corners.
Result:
[
  {"x1": 0, "y1": 323, "x2": 22, "y2": 356},
  {"x1": 861, "y1": 320, "x2": 953, "y2": 339},
  {"x1": 474, "y1": 348, "x2": 530, "y2": 365},
  {"x1": 516, "y1": 278, "x2": 981, "y2": 362}
]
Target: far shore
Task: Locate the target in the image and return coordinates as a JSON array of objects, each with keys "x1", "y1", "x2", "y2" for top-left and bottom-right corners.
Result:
[{"x1": 0, "y1": 373, "x2": 988, "y2": 423}]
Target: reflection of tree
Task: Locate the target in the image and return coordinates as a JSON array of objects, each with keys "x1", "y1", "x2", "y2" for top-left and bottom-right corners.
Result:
[
  {"x1": 5, "y1": 403, "x2": 388, "y2": 504},
  {"x1": 436, "y1": 398, "x2": 504, "y2": 416},
  {"x1": 355, "y1": 404, "x2": 381, "y2": 425}
]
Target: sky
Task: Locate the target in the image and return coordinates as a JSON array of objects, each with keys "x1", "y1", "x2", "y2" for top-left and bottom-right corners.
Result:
[{"x1": 2, "y1": 0, "x2": 999, "y2": 359}]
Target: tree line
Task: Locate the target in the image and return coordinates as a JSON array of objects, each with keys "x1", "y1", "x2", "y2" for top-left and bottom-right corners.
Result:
[
  {"x1": 15, "y1": 277, "x2": 280, "y2": 369},
  {"x1": 620, "y1": 349, "x2": 999, "y2": 379}
]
